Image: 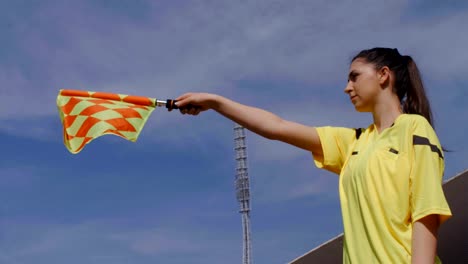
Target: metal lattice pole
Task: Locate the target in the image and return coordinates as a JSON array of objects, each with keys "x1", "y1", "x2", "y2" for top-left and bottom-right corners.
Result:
[{"x1": 234, "y1": 123, "x2": 252, "y2": 264}]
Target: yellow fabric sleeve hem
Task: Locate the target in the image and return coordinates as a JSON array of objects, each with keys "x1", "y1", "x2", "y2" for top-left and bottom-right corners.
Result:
[
  {"x1": 312, "y1": 127, "x2": 341, "y2": 175},
  {"x1": 312, "y1": 127, "x2": 326, "y2": 168},
  {"x1": 412, "y1": 208, "x2": 452, "y2": 224}
]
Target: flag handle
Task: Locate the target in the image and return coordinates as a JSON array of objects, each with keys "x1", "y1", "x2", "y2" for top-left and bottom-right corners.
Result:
[{"x1": 156, "y1": 100, "x2": 197, "y2": 111}]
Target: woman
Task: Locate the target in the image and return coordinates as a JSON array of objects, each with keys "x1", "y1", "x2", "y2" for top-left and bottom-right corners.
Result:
[{"x1": 174, "y1": 48, "x2": 452, "y2": 263}]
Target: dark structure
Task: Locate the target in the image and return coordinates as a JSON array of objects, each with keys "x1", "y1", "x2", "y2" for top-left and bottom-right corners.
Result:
[
  {"x1": 289, "y1": 169, "x2": 468, "y2": 264},
  {"x1": 234, "y1": 124, "x2": 252, "y2": 264}
]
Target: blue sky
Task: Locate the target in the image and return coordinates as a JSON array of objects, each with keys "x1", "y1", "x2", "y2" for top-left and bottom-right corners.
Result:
[{"x1": 1, "y1": 1, "x2": 467, "y2": 263}]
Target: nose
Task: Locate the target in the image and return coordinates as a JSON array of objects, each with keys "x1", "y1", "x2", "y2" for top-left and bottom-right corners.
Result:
[{"x1": 344, "y1": 81, "x2": 353, "y2": 94}]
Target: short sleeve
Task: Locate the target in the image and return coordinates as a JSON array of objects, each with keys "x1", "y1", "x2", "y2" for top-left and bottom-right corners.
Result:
[
  {"x1": 313, "y1": 126, "x2": 356, "y2": 175},
  {"x1": 410, "y1": 117, "x2": 452, "y2": 224}
]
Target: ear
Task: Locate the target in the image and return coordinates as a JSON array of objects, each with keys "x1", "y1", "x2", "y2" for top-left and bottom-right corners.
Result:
[{"x1": 378, "y1": 66, "x2": 391, "y2": 86}]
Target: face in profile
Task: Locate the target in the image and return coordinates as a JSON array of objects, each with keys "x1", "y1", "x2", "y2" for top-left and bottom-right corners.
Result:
[{"x1": 344, "y1": 58, "x2": 383, "y2": 112}]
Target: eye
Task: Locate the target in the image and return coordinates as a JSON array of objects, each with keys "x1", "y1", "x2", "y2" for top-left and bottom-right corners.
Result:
[{"x1": 348, "y1": 72, "x2": 359, "y2": 82}]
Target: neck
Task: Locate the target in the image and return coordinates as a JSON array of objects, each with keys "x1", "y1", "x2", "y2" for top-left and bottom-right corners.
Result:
[{"x1": 372, "y1": 96, "x2": 403, "y2": 133}]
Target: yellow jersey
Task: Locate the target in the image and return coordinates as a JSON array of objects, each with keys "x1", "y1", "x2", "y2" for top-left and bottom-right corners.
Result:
[{"x1": 314, "y1": 114, "x2": 452, "y2": 263}]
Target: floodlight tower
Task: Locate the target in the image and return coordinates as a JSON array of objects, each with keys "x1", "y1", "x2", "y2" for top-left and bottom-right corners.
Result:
[{"x1": 234, "y1": 123, "x2": 252, "y2": 264}]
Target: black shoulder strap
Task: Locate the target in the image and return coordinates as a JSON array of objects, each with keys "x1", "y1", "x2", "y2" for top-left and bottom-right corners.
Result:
[
  {"x1": 413, "y1": 135, "x2": 444, "y2": 159},
  {"x1": 355, "y1": 128, "x2": 363, "y2": 140}
]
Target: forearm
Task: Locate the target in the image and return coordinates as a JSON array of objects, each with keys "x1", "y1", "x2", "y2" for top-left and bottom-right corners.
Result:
[
  {"x1": 211, "y1": 95, "x2": 284, "y2": 140},
  {"x1": 411, "y1": 215, "x2": 439, "y2": 264},
  {"x1": 176, "y1": 93, "x2": 321, "y2": 153}
]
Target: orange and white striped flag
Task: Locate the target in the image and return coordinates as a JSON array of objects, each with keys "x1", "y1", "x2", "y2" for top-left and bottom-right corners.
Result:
[{"x1": 57, "y1": 89, "x2": 156, "y2": 154}]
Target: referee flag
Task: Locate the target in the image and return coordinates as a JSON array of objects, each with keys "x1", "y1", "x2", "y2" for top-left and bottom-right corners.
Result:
[{"x1": 57, "y1": 89, "x2": 156, "y2": 154}]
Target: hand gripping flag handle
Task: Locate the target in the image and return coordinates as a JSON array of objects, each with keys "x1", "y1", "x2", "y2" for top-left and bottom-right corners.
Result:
[
  {"x1": 156, "y1": 99, "x2": 179, "y2": 110},
  {"x1": 156, "y1": 99, "x2": 196, "y2": 111}
]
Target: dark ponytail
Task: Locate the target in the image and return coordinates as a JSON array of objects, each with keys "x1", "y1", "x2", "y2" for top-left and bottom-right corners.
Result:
[
  {"x1": 352, "y1": 48, "x2": 434, "y2": 127},
  {"x1": 402, "y1": 56, "x2": 433, "y2": 126}
]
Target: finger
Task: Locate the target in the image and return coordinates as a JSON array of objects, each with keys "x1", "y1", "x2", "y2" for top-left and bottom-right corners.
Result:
[
  {"x1": 175, "y1": 93, "x2": 192, "y2": 102},
  {"x1": 175, "y1": 98, "x2": 190, "y2": 108},
  {"x1": 188, "y1": 107, "x2": 198, "y2": 115}
]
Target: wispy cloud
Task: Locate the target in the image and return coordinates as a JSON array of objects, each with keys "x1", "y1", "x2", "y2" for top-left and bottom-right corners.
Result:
[
  {"x1": 110, "y1": 227, "x2": 220, "y2": 255},
  {"x1": 255, "y1": 168, "x2": 338, "y2": 203},
  {"x1": 0, "y1": 219, "x2": 241, "y2": 264},
  {"x1": 1, "y1": 0, "x2": 467, "y2": 119}
]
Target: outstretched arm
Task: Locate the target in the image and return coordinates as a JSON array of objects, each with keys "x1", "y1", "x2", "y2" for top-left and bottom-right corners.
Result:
[{"x1": 175, "y1": 93, "x2": 323, "y2": 155}]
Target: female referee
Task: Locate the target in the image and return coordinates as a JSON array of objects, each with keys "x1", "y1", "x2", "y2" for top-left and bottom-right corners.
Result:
[{"x1": 174, "y1": 47, "x2": 452, "y2": 263}]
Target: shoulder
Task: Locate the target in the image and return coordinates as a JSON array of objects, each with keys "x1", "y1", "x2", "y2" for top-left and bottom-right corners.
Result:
[
  {"x1": 402, "y1": 114, "x2": 444, "y2": 158},
  {"x1": 317, "y1": 126, "x2": 357, "y2": 136},
  {"x1": 396, "y1": 113, "x2": 442, "y2": 145},
  {"x1": 316, "y1": 126, "x2": 370, "y2": 147},
  {"x1": 400, "y1": 114, "x2": 430, "y2": 127},
  {"x1": 399, "y1": 114, "x2": 436, "y2": 135}
]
